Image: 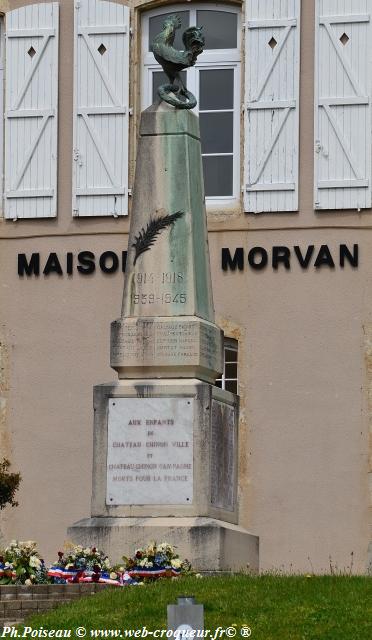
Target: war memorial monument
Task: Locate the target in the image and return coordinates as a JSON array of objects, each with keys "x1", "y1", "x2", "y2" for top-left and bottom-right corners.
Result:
[{"x1": 69, "y1": 15, "x2": 259, "y2": 572}]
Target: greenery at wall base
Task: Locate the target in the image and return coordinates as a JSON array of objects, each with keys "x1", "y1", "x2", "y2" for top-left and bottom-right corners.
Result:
[
  {"x1": 18, "y1": 575, "x2": 372, "y2": 640},
  {"x1": 0, "y1": 459, "x2": 21, "y2": 510}
]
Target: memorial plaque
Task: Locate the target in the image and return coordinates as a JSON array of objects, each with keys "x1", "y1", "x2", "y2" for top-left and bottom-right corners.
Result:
[
  {"x1": 106, "y1": 397, "x2": 193, "y2": 505},
  {"x1": 210, "y1": 400, "x2": 236, "y2": 511}
]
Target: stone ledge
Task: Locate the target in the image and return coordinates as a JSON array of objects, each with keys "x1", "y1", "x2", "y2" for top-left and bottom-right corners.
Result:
[
  {"x1": 0, "y1": 584, "x2": 112, "y2": 626},
  {"x1": 0, "y1": 583, "x2": 108, "y2": 600},
  {"x1": 0, "y1": 621, "x2": 25, "y2": 628},
  {"x1": 69, "y1": 517, "x2": 259, "y2": 572}
]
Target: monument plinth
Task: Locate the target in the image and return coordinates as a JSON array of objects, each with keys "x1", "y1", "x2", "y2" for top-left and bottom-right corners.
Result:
[{"x1": 69, "y1": 17, "x2": 258, "y2": 571}]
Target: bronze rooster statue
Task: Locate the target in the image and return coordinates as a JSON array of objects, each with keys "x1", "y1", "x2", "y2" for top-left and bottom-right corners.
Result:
[{"x1": 151, "y1": 14, "x2": 205, "y2": 109}]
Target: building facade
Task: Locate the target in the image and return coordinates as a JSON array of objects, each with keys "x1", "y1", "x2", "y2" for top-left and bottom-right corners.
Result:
[{"x1": 0, "y1": 0, "x2": 371, "y2": 573}]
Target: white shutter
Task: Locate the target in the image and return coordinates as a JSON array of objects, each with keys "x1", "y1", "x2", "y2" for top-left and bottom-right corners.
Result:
[
  {"x1": 4, "y1": 3, "x2": 59, "y2": 219},
  {"x1": 315, "y1": 1, "x2": 372, "y2": 210},
  {"x1": 73, "y1": 0, "x2": 129, "y2": 217},
  {"x1": 244, "y1": 0, "x2": 300, "y2": 213}
]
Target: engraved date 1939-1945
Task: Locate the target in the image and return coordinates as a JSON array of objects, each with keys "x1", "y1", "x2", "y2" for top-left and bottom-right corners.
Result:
[{"x1": 132, "y1": 293, "x2": 187, "y2": 304}]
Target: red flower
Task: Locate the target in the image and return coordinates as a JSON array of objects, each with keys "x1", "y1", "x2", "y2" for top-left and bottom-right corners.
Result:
[
  {"x1": 58, "y1": 551, "x2": 64, "y2": 558},
  {"x1": 73, "y1": 570, "x2": 84, "y2": 583},
  {"x1": 92, "y1": 547, "x2": 97, "y2": 553},
  {"x1": 135, "y1": 551, "x2": 142, "y2": 559},
  {"x1": 92, "y1": 565, "x2": 100, "y2": 583}
]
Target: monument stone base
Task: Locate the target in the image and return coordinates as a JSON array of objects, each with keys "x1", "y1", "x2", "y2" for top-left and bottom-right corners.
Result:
[
  {"x1": 68, "y1": 516, "x2": 259, "y2": 573},
  {"x1": 68, "y1": 379, "x2": 258, "y2": 572}
]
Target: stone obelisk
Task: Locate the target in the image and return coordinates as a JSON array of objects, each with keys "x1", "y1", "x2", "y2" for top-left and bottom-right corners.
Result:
[
  {"x1": 110, "y1": 103, "x2": 223, "y2": 384},
  {"x1": 69, "y1": 17, "x2": 258, "y2": 571}
]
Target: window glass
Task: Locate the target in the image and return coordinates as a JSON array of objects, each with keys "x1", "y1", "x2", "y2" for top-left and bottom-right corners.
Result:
[
  {"x1": 200, "y1": 113, "x2": 233, "y2": 154},
  {"x1": 199, "y1": 69, "x2": 234, "y2": 110},
  {"x1": 199, "y1": 68, "x2": 234, "y2": 197},
  {"x1": 225, "y1": 363, "x2": 237, "y2": 379},
  {"x1": 225, "y1": 348, "x2": 238, "y2": 363},
  {"x1": 203, "y1": 156, "x2": 233, "y2": 197},
  {"x1": 149, "y1": 12, "x2": 189, "y2": 51},
  {"x1": 225, "y1": 380, "x2": 237, "y2": 393},
  {"x1": 196, "y1": 10, "x2": 237, "y2": 49}
]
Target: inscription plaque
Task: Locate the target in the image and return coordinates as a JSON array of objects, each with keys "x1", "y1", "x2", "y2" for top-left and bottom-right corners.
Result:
[
  {"x1": 111, "y1": 318, "x2": 223, "y2": 370},
  {"x1": 106, "y1": 397, "x2": 193, "y2": 505},
  {"x1": 210, "y1": 400, "x2": 236, "y2": 511}
]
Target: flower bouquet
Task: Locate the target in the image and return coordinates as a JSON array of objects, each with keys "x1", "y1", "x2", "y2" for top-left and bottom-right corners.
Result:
[
  {"x1": 48, "y1": 543, "x2": 136, "y2": 586},
  {"x1": 122, "y1": 542, "x2": 192, "y2": 581},
  {"x1": 0, "y1": 540, "x2": 48, "y2": 584}
]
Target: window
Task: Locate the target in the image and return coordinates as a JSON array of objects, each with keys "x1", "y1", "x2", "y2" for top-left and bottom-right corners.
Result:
[
  {"x1": 142, "y1": 4, "x2": 241, "y2": 206},
  {"x1": 216, "y1": 338, "x2": 238, "y2": 394},
  {"x1": 0, "y1": 16, "x2": 4, "y2": 214},
  {"x1": 4, "y1": 3, "x2": 59, "y2": 220}
]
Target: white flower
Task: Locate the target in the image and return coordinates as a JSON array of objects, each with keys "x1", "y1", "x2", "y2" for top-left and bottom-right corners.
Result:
[
  {"x1": 118, "y1": 566, "x2": 124, "y2": 572},
  {"x1": 109, "y1": 572, "x2": 117, "y2": 580},
  {"x1": 25, "y1": 579, "x2": 32, "y2": 586},
  {"x1": 171, "y1": 559, "x2": 181, "y2": 569},
  {"x1": 144, "y1": 561, "x2": 153, "y2": 569},
  {"x1": 24, "y1": 541, "x2": 36, "y2": 550},
  {"x1": 83, "y1": 548, "x2": 91, "y2": 555},
  {"x1": 29, "y1": 555, "x2": 41, "y2": 569}
]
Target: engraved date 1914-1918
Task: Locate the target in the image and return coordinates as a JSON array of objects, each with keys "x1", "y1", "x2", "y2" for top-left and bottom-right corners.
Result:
[
  {"x1": 135, "y1": 272, "x2": 184, "y2": 284},
  {"x1": 132, "y1": 292, "x2": 187, "y2": 304}
]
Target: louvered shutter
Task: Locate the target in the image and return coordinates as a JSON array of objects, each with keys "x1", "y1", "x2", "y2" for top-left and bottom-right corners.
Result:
[
  {"x1": 4, "y1": 3, "x2": 59, "y2": 219},
  {"x1": 73, "y1": 0, "x2": 129, "y2": 217},
  {"x1": 315, "y1": 1, "x2": 372, "y2": 210},
  {"x1": 244, "y1": 0, "x2": 300, "y2": 213}
]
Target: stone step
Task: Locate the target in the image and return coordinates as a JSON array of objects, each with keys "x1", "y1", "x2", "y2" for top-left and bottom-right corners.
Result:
[
  {"x1": 0, "y1": 583, "x2": 110, "y2": 627},
  {"x1": 0, "y1": 599, "x2": 74, "y2": 621},
  {"x1": 0, "y1": 584, "x2": 106, "y2": 600}
]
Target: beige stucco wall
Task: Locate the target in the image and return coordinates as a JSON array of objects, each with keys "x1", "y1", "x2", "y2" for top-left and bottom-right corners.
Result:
[{"x1": 0, "y1": 0, "x2": 371, "y2": 572}]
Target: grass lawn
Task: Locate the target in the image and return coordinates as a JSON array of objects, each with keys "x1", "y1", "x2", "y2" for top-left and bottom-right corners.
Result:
[{"x1": 18, "y1": 576, "x2": 372, "y2": 640}]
